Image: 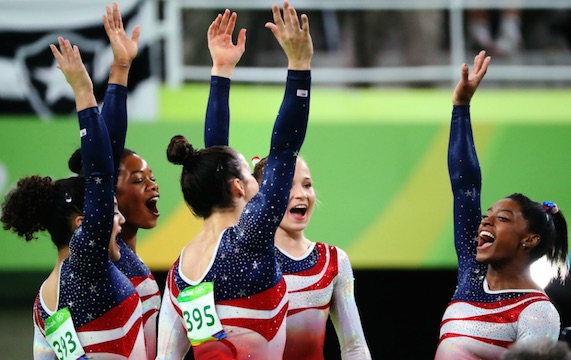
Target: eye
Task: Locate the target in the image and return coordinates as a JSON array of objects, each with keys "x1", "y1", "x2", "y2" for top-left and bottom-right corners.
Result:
[
  {"x1": 482, "y1": 214, "x2": 489, "y2": 219},
  {"x1": 498, "y1": 216, "x2": 509, "y2": 222}
]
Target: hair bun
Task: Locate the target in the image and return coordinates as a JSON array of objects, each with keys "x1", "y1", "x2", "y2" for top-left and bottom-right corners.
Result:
[
  {"x1": 167, "y1": 135, "x2": 195, "y2": 165},
  {"x1": 68, "y1": 148, "x2": 83, "y2": 174}
]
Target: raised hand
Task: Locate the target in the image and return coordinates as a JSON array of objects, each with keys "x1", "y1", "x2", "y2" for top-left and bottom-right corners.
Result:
[
  {"x1": 208, "y1": 9, "x2": 246, "y2": 78},
  {"x1": 103, "y1": 2, "x2": 140, "y2": 85},
  {"x1": 50, "y1": 37, "x2": 96, "y2": 111},
  {"x1": 265, "y1": 0, "x2": 313, "y2": 70},
  {"x1": 452, "y1": 50, "x2": 492, "y2": 105}
]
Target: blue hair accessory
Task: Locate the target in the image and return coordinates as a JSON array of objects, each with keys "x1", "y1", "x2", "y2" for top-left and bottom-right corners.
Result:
[{"x1": 543, "y1": 201, "x2": 559, "y2": 214}]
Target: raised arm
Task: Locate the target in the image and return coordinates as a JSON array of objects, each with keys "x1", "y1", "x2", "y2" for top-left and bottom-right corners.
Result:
[
  {"x1": 448, "y1": 50, "x2": 490, "y2": 269},
  {"x1": 100, "y1": 2, "x2": 140, "y2": 173},
  {"x1": 241, "y1": 1, "x2": 312, "y2": 236},
  {"x1": 204, "y1": 9, "x2": 246, "y2": 147},
  {"x1": 50, "y1": 37, "x2": 114, "y2": 266},
  {"x1": 265, "y1": 0, "x2": 312, "y2": 153}
]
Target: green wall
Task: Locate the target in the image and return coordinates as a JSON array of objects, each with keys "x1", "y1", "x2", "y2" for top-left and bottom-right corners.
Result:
[{"x1": 1, "y1": 85, "x2": 570, "y2": 270}]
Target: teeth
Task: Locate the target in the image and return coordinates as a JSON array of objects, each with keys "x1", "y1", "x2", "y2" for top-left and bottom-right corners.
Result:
[
  {"x1": 148, "y1": 196, "x2": 159, "y2": 203},
  {"x1": 479, "y1": 230, "x2": 495, "y2": 240},
  {"x1": 293, "y1": 205, "x2": 306, "y2": 209}
]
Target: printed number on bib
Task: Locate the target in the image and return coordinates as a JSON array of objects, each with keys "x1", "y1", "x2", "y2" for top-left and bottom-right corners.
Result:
[
  {"x1": 45, "y1": 307, "x2": 86, "y2": 360},
  {"x1": 178, "y1": 282, "x2": 227, "y2": 346}
]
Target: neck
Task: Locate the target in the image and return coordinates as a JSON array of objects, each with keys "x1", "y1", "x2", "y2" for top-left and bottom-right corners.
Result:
[
  {"x1": 119, "y1": 224, "x2": 138, "y2": 253},
  {"x1": 57, "y1": 247, "x2": 69, "y2": 263},
  {"x1": 275, "y1": 228, "x2": 311, "y2": 257},
  {"x1": 202, "y1": 209, "x2": 241, "y2": 237},
  {"x1": 486, "y1": 264, "x2": 540, "y2": 291}
]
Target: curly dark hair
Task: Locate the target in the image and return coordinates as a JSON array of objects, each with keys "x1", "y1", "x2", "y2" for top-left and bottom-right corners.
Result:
[{"x1": 1, "y1": 175, "x2": 84, "y2": 249}]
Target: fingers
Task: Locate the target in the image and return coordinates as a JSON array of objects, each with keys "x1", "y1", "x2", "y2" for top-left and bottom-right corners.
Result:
[
  {"x1": 271, "y1": 3, "x2": 284, "y2": 28},
  {"x1": 284, "y1": 1, "x2": 300, "y2": 31},
  {"x1": 226, "y1": 11, "x2": 237, "y2": 37},
  {"x1": 460, "y1": 63, "x2": 469, "y2": 84},
  {"x1": 131, "y1": 25, "x2": 141, "y2": 45},
  {"x1": 300, "y1": 13, "x2": 310, "y2": 34},
  {"x1": 49, "y1": 44, "x2": 63, "y2": 68},
  {"x1": 220, "y1": 9, "x2": 231, "y2": 34},
  {"x1": 208, "y1": 14, "x2": 223, "y2": 40},
  {"x1": 113, "y1": 2, "x2": 123, "y2": 31},
  {"x1": 236, "y1": 28, "x2": 247, "y2": 49}
]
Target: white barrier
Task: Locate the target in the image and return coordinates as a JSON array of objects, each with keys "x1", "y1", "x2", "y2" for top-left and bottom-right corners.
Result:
[{"x1": 159, "y1": 0, "x2": 571, "y2": 87}]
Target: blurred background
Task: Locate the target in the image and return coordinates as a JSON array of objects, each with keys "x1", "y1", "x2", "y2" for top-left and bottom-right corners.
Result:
[{"x1": 1, "y1": 0, "x2": 571, "y2": 358}]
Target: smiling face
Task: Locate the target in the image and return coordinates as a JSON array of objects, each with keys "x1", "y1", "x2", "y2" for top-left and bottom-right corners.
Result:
[
  {"x1": 279, "y1": 157, "x2": 315, "y2": 234},
  {"x1": 116, "y1": 153, "x2": 160, "y2": 231},
  {"x1": 476, "y1": 198, "x2": 531, "y2": 264}
]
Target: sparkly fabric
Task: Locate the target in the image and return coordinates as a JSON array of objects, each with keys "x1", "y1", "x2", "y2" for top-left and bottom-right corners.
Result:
[
  {"x1": 33, "y1": 106, "x2": 146, "y2": 359},
  {"x1": 156, "y1": 70, "x2": 311, "y2": 359},
  {"x1": 276, "y1": 242, "x2": 372, "y2": 360},
  {"x1": 104, "y1": 84, "x2": 160, "y2": 358},
  {"x1": 115, "y1": 239, "x2": 161, "y2": 359},
  {"x1": 434, "y1": 106, "x2": 560, "y2": 360},
  {"x1": 204, "y1": 74, "x2": 370, "y2": 360}
]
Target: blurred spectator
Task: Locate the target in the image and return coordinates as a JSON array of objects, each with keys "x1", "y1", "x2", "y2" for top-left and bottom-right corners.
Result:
[
  {"x1": 340, "y1": 10, "x2": 444, "y2": 68},
  {"x1": 500, "y1": 339, "x2": 571, "y2": 360},
  {"x1": 467, "y1": 9, "x2": 522, "y2": 56}
]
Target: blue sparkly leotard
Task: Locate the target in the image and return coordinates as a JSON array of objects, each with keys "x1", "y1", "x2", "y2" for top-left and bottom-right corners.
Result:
[
  {"x1": 434, "y1": 105, "x2": 560, "y2": 360},
  {"x1": 156, "y1": 70, "x2": 311, "y2": 360},
  {"x1": 202, "y1": 75, "x2": 371, "y2": 360},
  {"x1": 33, "y1": 104, "x2": 146, "y2": 359},
  {"x1": 102, "y1": 83, "x2": 161, "y2": 360}
]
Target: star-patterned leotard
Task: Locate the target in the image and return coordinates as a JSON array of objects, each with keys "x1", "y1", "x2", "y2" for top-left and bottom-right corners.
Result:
[
  {"x1": 101, "y1": 83, "x2": 161, "y2": 360},
  {"x1": 434, "y1": 105, "x2": 560, "y2": 360},
  {"x1": 156, "y1": 70, "x2": 311, "y2": 360},
  {"x1": 33, "y1": 105, "x2": 146, "y2": 359},
  {"x1": 115, "y1": 238, "x2": 161, "y2": 359},
  {"x1": 203, "y1": 74, "x2": 371, "y2": 360},
  {"x1": 276, "y1": 242, "x2": 371, "y2": 360}
]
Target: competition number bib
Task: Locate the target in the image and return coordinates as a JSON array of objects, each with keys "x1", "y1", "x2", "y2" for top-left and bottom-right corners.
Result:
[
  {"x1": 45, "y1": 307, "x2": 86, "y2": 360},
  {"x1": 178, "y1": 282, "x2": 227, "y2": 346}
]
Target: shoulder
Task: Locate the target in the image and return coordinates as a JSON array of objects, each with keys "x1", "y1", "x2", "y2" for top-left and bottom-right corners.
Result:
[{"x1": 517, "y1": 297, "x2": 560, "y2": 338}]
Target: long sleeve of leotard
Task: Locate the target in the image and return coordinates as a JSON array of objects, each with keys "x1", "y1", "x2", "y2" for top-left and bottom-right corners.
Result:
[
  {"x1": 69, "y1": 107, "x2": 115, "y2": 267},
  {"x1": 33, "y1": 320, "x2": 54, "y2": 360},
  {"x1": 239, "y1": 69, "x2": 311, "y2": 247},
  {"x1": 448, "y1": 105, "x2": 482, "y2": 280},
  {"x1": 204, "y1": 76, "x2": 230, "y2": 147},
  {"x1": 330, "y1": 248, "x2": 372, "y2": 360},
  {"x1": 100, "y1": 83, "x2": 127, "y2": 186},
  {"x1": 156, "y1": 266, "x2": 191, "y2": 359}
]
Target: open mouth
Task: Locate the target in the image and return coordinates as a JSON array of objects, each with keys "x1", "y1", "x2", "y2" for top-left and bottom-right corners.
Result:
[
  {"x1": 478, "y1": 230, "x2": 495, "y2": 247},
  {"x1": 289, "y1": 205, "x2": 307, "y2": 219},
  {"x1": 146, "y1": 196, "x2": 160, "y2": 216}
]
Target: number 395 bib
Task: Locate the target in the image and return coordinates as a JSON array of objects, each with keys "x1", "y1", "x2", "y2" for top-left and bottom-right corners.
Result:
[{"x1": 178, "y1": 282, "x2": 227, "y2": 346}]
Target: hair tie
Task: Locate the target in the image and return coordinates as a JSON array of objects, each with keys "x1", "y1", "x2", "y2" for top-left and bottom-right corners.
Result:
[
  {"x1": 65, "y1": 192, "x2": 72, "y2": 203},
  {"x1": 543, "y1": 201, "x2": 559, "y2": 214},
  {"x1": 251, "y1": 156, "x2": 260, "y2": 167}
]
